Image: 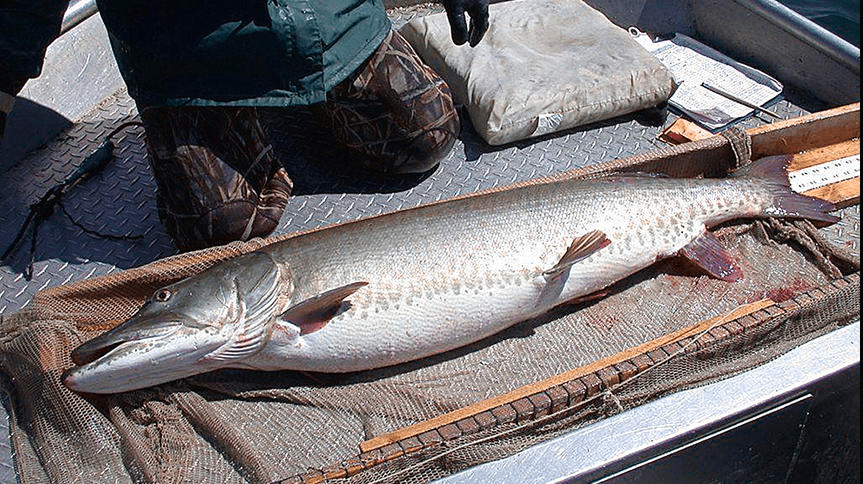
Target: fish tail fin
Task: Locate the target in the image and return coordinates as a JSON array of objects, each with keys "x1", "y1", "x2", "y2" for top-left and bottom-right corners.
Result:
[{"x1": 733, "y1": 155, "x2": 840, "y2": 224}]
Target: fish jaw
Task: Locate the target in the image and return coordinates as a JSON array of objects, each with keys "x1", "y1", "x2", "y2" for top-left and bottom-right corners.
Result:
[
  {"x1": 62, "y1": 318, "x2": 232, "y2": 394},
  {"x1": 63, "y1": 251, "x2": 289, "y2": 393}
]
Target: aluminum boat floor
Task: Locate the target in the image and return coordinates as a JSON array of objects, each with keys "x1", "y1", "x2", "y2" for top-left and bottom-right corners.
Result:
[
  {"x1": 2, "y1": 89, "x2": 860, "y2": 484},
  {"x1": 0, "y1": 10, "x2": 859, "y2": 483},
  {"x1": 1, "y1": 4, "x2": 858, "y2": 316},
  {"x1": 1, "y1": 91, "x2": 852, "y2": 314}
]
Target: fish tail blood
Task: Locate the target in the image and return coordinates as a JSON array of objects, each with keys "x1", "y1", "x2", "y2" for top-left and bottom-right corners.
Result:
[{"x1": 734, "y1": 154, "x2": 840, "y2": 224}]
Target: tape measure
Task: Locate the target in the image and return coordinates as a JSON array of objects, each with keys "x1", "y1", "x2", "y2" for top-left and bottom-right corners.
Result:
[{"x1": 789, "y1": 154, "x2": 860, "y2": 193}]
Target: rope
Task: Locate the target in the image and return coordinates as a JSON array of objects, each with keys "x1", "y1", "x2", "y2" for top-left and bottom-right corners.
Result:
[{"x1": 719, "y1": 125, "x2": 752, "y2": 170}]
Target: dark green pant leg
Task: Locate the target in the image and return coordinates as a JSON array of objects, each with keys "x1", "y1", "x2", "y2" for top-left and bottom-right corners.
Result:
[{"x1": 0, "y1": 0, "x2": 70, "y2": 94}]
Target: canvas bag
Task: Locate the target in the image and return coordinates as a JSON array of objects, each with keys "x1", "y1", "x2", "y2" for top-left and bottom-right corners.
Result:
[{"x1": 400, "y1": 0, "x2": 675, "y2": 145}]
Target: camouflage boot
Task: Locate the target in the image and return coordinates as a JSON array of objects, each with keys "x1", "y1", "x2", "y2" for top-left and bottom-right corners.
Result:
[
  {"x1": 141, "y1": 106, "x2": 292, "y2": 251},
  {"x1": 312, "y1": 30, "x2": 460, "y2": 174}
]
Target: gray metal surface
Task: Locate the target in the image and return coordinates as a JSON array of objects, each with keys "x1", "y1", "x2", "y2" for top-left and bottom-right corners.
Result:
[
  {"x1": 1, "y1": 0, "x2": 858, "y2": 316},
  {"x1": 1, "y1": 4, "x2": 855, "y2": 315},
  {"x1": 0, "y1": 92, "x2": 821, "y2": 314},
  {"x1": 735, "y1": 0, "x2": 860, "y2": 74},
  {"x1": 0, "y1": 3, "x2": 859, "y2": 483},
  {"x1": 434, "y1": 320, "x2": 861, "y2": 484},
  {"x1": 691, "y1": 0, "x2": 860, "y2": 107},
  {"x1": 0, "y1": 13, "x2": 125, "y2": 172},
  {"x1": 0, "y1": 376, "x2": 13, "y2": 484}
]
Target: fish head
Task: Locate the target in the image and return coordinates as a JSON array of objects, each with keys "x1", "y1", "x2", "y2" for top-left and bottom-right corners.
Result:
[{"x1": 63, "y1": 252, "x2": 290, "y2": 393}]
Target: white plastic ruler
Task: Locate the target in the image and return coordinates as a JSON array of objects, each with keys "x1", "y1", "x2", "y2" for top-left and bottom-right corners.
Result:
[{"x1": 789, "y1": 153, "x2": 860, "y2": 193}]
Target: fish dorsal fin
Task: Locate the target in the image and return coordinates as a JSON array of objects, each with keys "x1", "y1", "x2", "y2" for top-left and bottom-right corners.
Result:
[
  {"x1": 678, "y1": 232, "x2": 743, "y2": 282},
  {"x1": 543, "y1": 230, "x2": 610, "y2": 280},
  {"x1": 281, "y1": 282, "x2": 368, "y2": 335}
]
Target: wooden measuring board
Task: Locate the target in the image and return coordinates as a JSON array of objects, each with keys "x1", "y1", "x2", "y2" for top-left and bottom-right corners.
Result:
[{"x1": 788, "y1": 139, "x2": 860, "y2": 208}]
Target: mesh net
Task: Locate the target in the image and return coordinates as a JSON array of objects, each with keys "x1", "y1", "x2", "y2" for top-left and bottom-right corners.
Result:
[
  {"x1": 0, "y1": 191, "x2": 858, "y2": 483},
  {"x1": 336, "y1": 274, "x2": 859, "y2": 484}
]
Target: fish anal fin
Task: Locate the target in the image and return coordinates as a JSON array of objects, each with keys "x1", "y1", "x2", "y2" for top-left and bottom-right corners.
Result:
[
  {"x1": 678, "y1": 232, "x2": 743, "y2": 282},
  {"x1": 299, "y1": 320, "x2": 328, "y2": 336},
  {"x1": 281, "y1": 282, "x2": 368, "y2": 335},
  {"x1": 544, "y1": 230, "x2": 611, "y2": 280}
]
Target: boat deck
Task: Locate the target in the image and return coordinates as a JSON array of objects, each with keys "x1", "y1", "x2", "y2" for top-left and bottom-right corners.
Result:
[
  {"x1": 0, "y1": 2, "x2": 858, "y2": 483},
  {"x1": 2, "y1": 85, "x2": 849, "y2": 314}
]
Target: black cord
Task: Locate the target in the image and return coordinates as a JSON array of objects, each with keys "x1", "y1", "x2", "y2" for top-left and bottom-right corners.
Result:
[
  {"x1": 2, "y1": 120, "x2": 147, "y2": 279},
  {"x1": 106, "y1": 121, "x2": 144, "y2": 140},
  {"x1": 58, "y1": 201, "x2": 145, "y2": 242}
]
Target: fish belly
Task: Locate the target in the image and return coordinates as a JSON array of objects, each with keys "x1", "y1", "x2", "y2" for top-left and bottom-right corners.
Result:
[
  {"x1": 256, "y1": 175, "x2": 779, "y2": 373},
  {"x1": 270, "y1": 185, "x2": 723, "y2": 371}
]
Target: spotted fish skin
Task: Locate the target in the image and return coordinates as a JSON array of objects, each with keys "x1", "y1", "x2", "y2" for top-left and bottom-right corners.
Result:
[
  {"x1": 250, "y1": 155, "x2": 837, "y2": 372},
  {"x1": 63, "y1": 156, "x2": 837, "y2": 393}
]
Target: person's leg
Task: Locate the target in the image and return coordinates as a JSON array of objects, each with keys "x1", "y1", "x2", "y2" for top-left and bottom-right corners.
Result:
[
  {"x1": 313, "y1": 30, "x2": 460, "y2": 174},
  {"x1": 141, "y1": 106, "x2": 292, "y2": 251},
  {"x1": 1, "y1": 1, "x2": 293, "y2": 251},
  {"x1": 0, "y1": 0, "x2": 70, "y2": 137},
  {"x1": 93, "y1": 0, "x2": 295, "y2": 251}
]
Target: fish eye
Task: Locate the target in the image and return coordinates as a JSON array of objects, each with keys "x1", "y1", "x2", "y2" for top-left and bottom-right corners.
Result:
[{"x1": 153, "y1": 289, "x2": 172, "y2": 302}]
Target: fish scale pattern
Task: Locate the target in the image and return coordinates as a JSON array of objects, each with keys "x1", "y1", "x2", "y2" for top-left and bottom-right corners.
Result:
[
  {"x1": 0, "y1": 0, "x2": 852, "y2": 317},
  {"x1": 0, "y1": 85, "x2": 854, "y2": 317}
]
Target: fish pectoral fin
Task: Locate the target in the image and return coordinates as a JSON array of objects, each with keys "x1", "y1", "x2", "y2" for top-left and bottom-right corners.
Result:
[
  {"x1": 280, "y1": 281, "x2": 368, "y2": 335},
  {"x1": 543, "y1": 230, "x2": 611, "y2": 280},
  {"x1": 678, "y1": 232, "x2": 743, "y2": 282}
]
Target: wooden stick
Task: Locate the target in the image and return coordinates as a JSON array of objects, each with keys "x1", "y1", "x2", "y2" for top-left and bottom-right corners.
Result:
[
  {"x1": 789, "y1": 139, "x2": 860, "y2": 208},
  {"x1": 789, "y1": 139, "x2": 860, "y2": 171}
]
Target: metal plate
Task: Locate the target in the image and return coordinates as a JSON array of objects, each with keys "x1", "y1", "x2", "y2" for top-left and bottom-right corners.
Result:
[
  {"x1": 0, "y1": 7, "x2": 858, "y2": 482},
  {"x1": 0, "y1": 376, "x2": 13, "y2": 484},
  {"x1": 1, "y1": 4, "x2": 853, "y2": 315},
  {"x1": 435, "y1": 321, "x2": 860, "y2": 484},
  {"x1": 0, "y1": 91, "x2": 826, "y2": 314}
]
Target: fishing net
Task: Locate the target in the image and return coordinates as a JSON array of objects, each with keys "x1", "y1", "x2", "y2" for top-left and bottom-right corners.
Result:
[{"x1": 0, "y1": 123, "x2": 859, "y2": 482}]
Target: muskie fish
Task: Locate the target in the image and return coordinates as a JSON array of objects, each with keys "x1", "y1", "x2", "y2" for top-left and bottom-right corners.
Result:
[{"x1": 63, "y1": 156, "x2": 838, "y2": 393}]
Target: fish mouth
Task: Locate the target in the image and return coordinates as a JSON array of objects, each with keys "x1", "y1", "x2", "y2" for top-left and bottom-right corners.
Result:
[
  {"x1": 70, "y1": 339, "x2": 124, "y2": 366},
  {"x1": 63, "y1": 313, "x2": 188, "y2": 393},
  {"x1": 70, "y1": 313, "x2": 184, "y2": 366}
]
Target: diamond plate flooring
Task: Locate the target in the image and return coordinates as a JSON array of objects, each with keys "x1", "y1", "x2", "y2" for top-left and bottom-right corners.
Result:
[
  {"x1": 1, "y1": 89, "x2": 842, "y2": 314},
  {"x1": 1, "y1": 3, "x2": 857, "y2": 316},
  {"x1": 4, "y1": 90, "x2": 857, "y2": 483},
  {"x1": 2, "y1": 91, "x2": 856, "y2": 482},
  {"x1": 0, "y1": 10, "x2": 859, "y2": 482}
]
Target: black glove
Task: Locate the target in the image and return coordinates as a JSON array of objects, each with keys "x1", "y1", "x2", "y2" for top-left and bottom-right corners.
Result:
[{"x1": 442, "y1": 0, "x2": 489, "y2": 47}]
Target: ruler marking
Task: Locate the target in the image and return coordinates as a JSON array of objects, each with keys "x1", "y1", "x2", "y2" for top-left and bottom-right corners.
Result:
[{"x1": 789, "y1": 154, "x2": 860, "y2": 193}]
